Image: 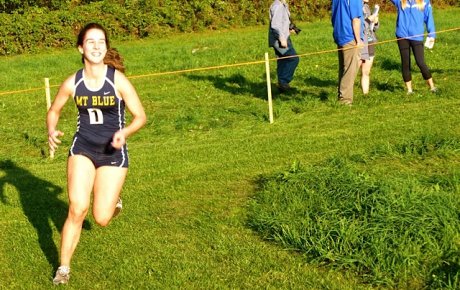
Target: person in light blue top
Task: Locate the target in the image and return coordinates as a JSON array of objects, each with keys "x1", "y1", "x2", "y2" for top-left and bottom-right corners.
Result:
[
  {"x1": 332, "y1": 0, "x2": 364, "y2": 105},
  {"x1": 389, "y1": 0, "x2": 437, "y2": 94}
]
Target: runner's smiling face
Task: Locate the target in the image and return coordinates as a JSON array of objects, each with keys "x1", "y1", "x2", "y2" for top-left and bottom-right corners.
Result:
[{"x1": 78, "y1": 28, "x2": 107, "y2": 65}]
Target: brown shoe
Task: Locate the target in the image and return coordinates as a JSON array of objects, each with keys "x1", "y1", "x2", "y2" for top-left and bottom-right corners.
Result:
[{"x1": 338, "y1": 99, "x2": 352, "y2": 106}]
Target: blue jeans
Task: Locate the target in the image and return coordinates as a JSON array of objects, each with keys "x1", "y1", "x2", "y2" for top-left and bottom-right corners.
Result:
[{"x1": 273, "y1": 37, "x2": 299, "y2": 85}]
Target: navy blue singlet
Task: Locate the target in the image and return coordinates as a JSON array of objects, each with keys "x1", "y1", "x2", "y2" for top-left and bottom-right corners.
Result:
[{"x1": 69, "y1": 66, "x2": 128, "y2": 168}]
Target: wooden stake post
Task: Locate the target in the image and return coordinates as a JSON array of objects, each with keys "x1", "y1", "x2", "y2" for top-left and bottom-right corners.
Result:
[
  {"x1": 45, "y1": 78, "x2": 54, "y2": 159},
  {"x1": 264, "y1": 52, "x2": 274, "y2": 124}
]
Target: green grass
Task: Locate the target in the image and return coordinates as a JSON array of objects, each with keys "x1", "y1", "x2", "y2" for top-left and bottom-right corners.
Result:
[
  {"x1": 0, "y1": 8, "x2": 460, "y2": 289},
  {"x1": 249, "y1": 140, "x2": 460, "y2": 288}
]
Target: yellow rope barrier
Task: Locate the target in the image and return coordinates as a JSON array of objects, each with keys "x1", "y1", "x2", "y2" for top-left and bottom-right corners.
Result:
[
  {"x1": 0, "y1": 27, "x2": 458, "y2": 97},
  {"x1": 0, "y1": 84, "x2": 59, "y2": 96}
]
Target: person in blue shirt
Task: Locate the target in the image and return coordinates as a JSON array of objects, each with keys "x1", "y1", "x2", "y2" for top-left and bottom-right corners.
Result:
[
  {"x1": 47, "y1": 23, "x2": 147, "y2": 285},
  {"x1": 390, "y1": 0, "x2": 437, "y2": 94},
  {"x1": 268, "y1": 0, "x2": 300, "y2": 93},
  {"x1": 332, "y1": 0, "x2": 364, "y2": 105}
]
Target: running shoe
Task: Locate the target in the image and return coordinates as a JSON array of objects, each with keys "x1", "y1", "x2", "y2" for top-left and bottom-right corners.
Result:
[
  {"x1": 53, "y1": 266, "x2": 70, "y2": 285},
  {"x1": 113, "y1": 198, "x2": 123, "y2": 217}
]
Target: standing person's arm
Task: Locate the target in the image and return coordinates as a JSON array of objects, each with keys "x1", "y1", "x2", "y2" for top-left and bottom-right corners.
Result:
[
  {"x1": 46, "y1": 75, "x2": 74, "y2": 153},
  {"x1": 352, "y1": 18, "x2": 363, "y2": 46},
  {"x1": 424, "y1": 0, "x2": 436, "y2": 39},
  {"x1": 349, "y1": 0, "x2": 364, "y2": 46}
]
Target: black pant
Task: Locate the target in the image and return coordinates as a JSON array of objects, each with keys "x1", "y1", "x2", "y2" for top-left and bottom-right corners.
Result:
[{"x1": 397, "y1": 38, "x2": 432, "y2": 82}]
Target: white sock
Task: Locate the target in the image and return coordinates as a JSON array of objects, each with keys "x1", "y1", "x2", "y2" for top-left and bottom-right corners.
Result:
[{"x1": 58, "y1": 266, "x2": 70, "y2": 273}]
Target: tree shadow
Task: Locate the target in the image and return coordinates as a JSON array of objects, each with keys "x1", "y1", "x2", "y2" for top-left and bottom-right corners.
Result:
[
  {"x1": 379, "y1": 58, "x2": 400, "y2": 71},
  {"x1": 430, "y1": 68, "x2": 458, "y2": 75},
  {"x1": 275, "y1": 87, "x2": 330, "y2": 102},
  {"x1": 0, "y1": 159, "x2": 91, "y2": 270},
  {"x1": 186, "y1": 73, "x2": 328, "y2": 102},
  {"x1": 428, "y1": 251, "x2": 460, "y2": 288},
  {"x1": 301, "y1": 75, "x2": 336, "y2": 102},
  {"x1": 304, "y1": 75, "x2": 336, "y2": 88},
  {"x1": 187, "y1": 73, "x2": 269, "y2": 100},
  {"x1": 374, "y1": 81, "x2": 399, "y2": 92}
]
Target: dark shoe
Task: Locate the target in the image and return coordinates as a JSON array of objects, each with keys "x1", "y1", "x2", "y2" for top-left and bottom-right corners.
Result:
[{"x1": 278, "y1": 83, "x2": 291, "y2": 93}]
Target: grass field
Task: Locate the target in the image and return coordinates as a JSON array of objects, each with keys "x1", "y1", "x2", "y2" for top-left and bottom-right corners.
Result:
[{"x1": 1, "y1": 8, "x2": 460, "y2": 289}]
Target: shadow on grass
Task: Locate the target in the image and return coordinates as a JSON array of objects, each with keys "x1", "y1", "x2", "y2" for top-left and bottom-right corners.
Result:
[{"x1": 0, "y1": 159, "x2": 90, "y2": 270}]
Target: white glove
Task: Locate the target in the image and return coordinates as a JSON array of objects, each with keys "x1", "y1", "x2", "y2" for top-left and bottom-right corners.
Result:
[{"x1": 424, "y1": 37, "x2": 435, "y2": 49}]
